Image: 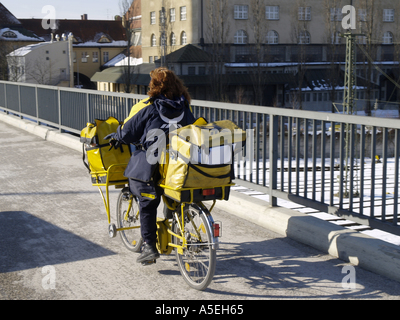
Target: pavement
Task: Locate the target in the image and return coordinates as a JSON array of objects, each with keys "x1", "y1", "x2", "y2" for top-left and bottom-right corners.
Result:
[{"x1": 1, "y1": 112, "x2": 400, "y2": 299}]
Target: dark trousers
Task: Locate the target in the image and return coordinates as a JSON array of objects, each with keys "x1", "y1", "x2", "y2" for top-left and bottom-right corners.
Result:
[{"x1": 128, "y1": 176, "x2": 162, "y2": 245}]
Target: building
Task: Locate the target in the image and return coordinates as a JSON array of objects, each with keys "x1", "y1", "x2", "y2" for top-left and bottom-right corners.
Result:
[
  {"x1": 0, "y1": 3, "x2": 43, "y2": 80},
  {"x1": 138, "y1": 0, "x2": 400, "y2": 111},
  {"x1": 19, "y1": 16, "x2": 128, "y2": 89},
  {"x1": 7, "y1": 37, "x2": 72, "y2": 86}
]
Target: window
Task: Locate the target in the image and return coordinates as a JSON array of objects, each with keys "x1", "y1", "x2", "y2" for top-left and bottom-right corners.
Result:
[
  {"x1": 180, "y1": 6, "x2": 186, "y2": 20},
  {"x1": 149, "y1": 56, "x2": 154, "y2": 63},
  {"x1": 159, "y1": 9, "x2": 166, "y2": 24},
  {"x1": 358, "y1": 9, "x2": 367, "y2": 22},
  {"x1": 160, "y1": 33, "x2": 166, "y2": 46},
  {"x1": 151, "y1": 34, "x2": 157, "y2": 46},
  {"x1": 150, "y1": 11, "x2": 156, "y2": 24},
  {"x1": 383, "y1": 9, "x2": 394, "y2": 22},
  {"x1": 199, "y1": 66, "x2": 206, "y2": 75},
  {"x1": 357, "y1": 35, "x2": 367, "y2": 44},
  {"x1": 383, "y1": 31, "x2": 393, "y2": 44},
  {"x1": 188, "y1": 67, "x2": 195, "y2": 75},
  {"x1": 170, "y1": 8, "x2": 175, "y2": 22},
  {"x1": 331, "y1": 31, "x2": 341, "y2": 44},
  {"x1": 2, "y1": 31, "x2": 17, "y2": 38},
  {"x1": 103, "y1": 52, "x2": 109, "y2": 63},
  {"x1": 265, "y1": 6, "x2": 279, "y2": 20},
  {"x1": 132, "y1": 32, "x2": 141, "y2": 46},
  {"x1": 298, "y1": 7, "x2": 311, "y2": 20},
  {"x1": 181, "y1": 31, "x2": 187, "y2": 45},
  {"x1": 266, "y1": 30, "x2": 279, "y2": 44},
  {"x1": 330, "y1": 8, "x2": 342, "y2": 21},
  {"x1": 234, "y1": 5, "x2": 248, "y2": 19},
  {"x1": 298, "y1": 31, "x2": 311, "y2": 44},
  {"x1": 92, "y1": 52, "x2": 98, "y2": 62},
  {"x1": 234, "y1": 29, "x2": 248, "y2": 44},
  {"x1": 171, "y1": 32, "x2": 176, "y2": 46},
  {"x1": 81, "y1": 51, "x2": 88, "y2": 63}
]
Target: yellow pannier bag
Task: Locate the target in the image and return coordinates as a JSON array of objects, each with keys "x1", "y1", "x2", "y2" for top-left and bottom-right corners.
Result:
[
  {"x1": 160, "y1": 118, "x2": 246, "y2": 203},
  {"x1": 80, "y1": 117, "x2": 131, "y2": 184}
]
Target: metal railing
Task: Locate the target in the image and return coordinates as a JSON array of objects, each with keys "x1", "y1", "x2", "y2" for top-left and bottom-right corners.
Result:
[{"x1": 1, "y1": 80, "x2": 400, "y2": 236}]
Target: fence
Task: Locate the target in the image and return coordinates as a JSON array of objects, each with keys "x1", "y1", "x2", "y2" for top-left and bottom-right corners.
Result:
[{"x1": 1, "y1": 80, "x2": 400, "y2": 236}]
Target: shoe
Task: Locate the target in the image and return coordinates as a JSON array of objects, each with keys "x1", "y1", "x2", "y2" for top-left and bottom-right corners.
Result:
[{"x1": 137, "y1": 242, "x2": 160, "y2": 264}]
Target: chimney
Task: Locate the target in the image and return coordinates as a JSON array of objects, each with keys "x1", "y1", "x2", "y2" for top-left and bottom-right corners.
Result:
[{"x1": 81, "y1": 14, "x2": 88, "y2": 20}]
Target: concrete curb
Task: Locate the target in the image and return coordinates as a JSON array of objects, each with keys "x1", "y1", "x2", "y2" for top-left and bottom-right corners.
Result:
[
  {"x1": 2, "y1": 111, "x2": 400, "y2": 283},
  {"x1": 215, "y1": 190, "x2": 400, "y2": 283},
  {"x1": 0, "y1": 112, "x2": 81, "y2": 153}
]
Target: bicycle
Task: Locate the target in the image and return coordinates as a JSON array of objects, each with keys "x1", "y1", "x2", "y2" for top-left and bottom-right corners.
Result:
[{"x1": 93, "y1": 163, "x2": 231, "y2": 291}]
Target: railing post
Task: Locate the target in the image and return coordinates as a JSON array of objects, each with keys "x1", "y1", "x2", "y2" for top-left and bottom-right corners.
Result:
[
  {"x1": 86, "y1": 92, "x2": 90, "y2": 124},
  {"x1": 18, "y1": 84, "x2": 22, "y2": 119},
  {"x1": 58, "y1": 87, "x2": 62, "y2": 132},
  {"x1": 4, "y1": 83, "x2": 8, "y2": 114},
  {"x1": 35, "y1": 85, "x2": 40, "y2": 125},
  {"x1": 269, "y1": 114, "x2": 278, "y2": 207}
]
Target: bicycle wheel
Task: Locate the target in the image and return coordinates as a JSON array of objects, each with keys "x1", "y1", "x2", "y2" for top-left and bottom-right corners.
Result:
[
  {"x1": 172, "y1": 204, "x2": 217, "y2": 291},
  {"x1": 116, "y1": 188, "x2": 142, "y2": 252}
]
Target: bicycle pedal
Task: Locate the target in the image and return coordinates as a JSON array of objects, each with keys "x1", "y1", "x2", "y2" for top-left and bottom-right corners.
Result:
[{"x1": 141, "y1": 259, "x2": 156, "y2": 266}]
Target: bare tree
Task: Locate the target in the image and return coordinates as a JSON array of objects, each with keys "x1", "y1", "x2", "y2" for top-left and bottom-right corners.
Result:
[
  {"x1": 205, "y1": 0, "x2": 230, "y2": 102},
  {"x1": 291, "y1": 0, "x2": 312, "y2": 110},
  {"x1": 120, "y1": 0, "x2": 141, "y2": 93},
  {"x1": 323, "y1": 0, "x2": 345, "y2": 112},
  {"x1": 249, "y1": 0, "x2": 268, "y2": 106},
  {"x1": 355, "y1": 0, "x2": 382, "y2": 116},
  {"x1": 24, "y1": 57, "x2": 58, "y2": 85},
  {"x1": 158, "y1": 0, "x2": 176, "y2": 68}
]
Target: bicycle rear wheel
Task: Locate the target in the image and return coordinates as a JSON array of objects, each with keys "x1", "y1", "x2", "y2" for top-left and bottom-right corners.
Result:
[
  {"x1": 116, "y1": 188, "x2": 142, "y2": 252},
  {"x1": 172, "y1": 204, "x2": 216, "y2": 291}
]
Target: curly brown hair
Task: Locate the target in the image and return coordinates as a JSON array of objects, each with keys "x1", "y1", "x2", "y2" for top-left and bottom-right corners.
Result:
[{"x1": 147, "y1": 67, "x2": 191, "y2": 104}]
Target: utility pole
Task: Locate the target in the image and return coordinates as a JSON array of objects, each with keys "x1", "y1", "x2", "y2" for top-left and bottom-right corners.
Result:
[
  {"x1": 159, "y1": 1, "x2": 167, "y2": 67},
  {"x1": 341, "y1": 0, "x2": 364, "y2": 198}
]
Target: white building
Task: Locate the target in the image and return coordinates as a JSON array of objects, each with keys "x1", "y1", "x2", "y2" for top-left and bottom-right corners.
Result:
[{"x1": 7, "y1": 35, "x2": 73, "y2": 86}]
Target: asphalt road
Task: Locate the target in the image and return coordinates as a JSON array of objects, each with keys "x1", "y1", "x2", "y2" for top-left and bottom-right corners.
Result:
[{"x1": 1, "y1": 121, "x2": 400, "y2": 300}]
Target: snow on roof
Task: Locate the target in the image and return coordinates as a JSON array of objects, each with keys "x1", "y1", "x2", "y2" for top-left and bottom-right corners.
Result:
[
  {"x1": 0, "y1": 27, "x2": 43, "y2": 42},
  {"x1": 74, "y1": 40, "x2": 128, "y2": 47},
  {"x1": 103, "y1": 53, "x2": 143, "y2": 67}
]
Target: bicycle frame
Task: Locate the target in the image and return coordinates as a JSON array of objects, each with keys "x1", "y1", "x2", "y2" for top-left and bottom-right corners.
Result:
[{"x1": 95, "y1": 164, "x2": 228, "y2": 252}]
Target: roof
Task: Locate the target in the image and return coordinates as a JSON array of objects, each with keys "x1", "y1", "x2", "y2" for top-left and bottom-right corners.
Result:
[
  {"x1": 290, "y1": 68, "x2": 379, "y2": 91},
  {"x1": 156, "y1": 44, "x2": 212, "y2": 63},
  {"x1": 19, "y1": 19, "x2": 126, "y2": 44},
  {"x1": 0, "y1": 3, "x2": 20, "y2": 26},
  {"x1": 91, "y1": 63, "x2": 155, "y2": 85},
  {"x1": 0, "y1": 27, "x2": 43, "y2": 42},
  {"x1": 103, "y1": 53, "x2": 143, "y2": 67},
  {"x1": 91, "y1": 65, "x2": 296, "y2": 87}
]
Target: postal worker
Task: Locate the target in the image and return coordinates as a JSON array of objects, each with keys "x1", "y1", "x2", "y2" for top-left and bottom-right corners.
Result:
[{"x1": 105, "y1": 67, "x2": 195, "y2": 264}]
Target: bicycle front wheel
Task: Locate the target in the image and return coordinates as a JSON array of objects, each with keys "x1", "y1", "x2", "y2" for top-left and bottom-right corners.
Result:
[
  {"x1": 116, "y1": 188, "x2": 142, "y2": 252},
  {"x1": 173, "y1": 204, "x2": 217, "y2": 291}
]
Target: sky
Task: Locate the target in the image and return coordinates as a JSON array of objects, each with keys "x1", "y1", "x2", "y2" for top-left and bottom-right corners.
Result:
[{"x1": 2, "y1": 0, "x2": 122, "y2": 20}]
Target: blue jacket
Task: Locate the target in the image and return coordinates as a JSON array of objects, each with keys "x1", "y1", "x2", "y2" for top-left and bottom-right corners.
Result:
[{"x1": 115, "y1": 95, "x2": 195, "y2": 182}]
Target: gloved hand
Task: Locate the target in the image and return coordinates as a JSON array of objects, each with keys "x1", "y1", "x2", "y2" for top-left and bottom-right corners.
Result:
[
  {"x1": 104, "y1": 133, "x2": 117, "y2": 141},
  {"x1": 104, "y1": 132, "x2": 121, "y2": 149}
]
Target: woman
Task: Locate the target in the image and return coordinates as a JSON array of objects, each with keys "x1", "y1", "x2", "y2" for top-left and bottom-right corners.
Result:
[{"x1": 106, "y1": 67, "x2": 195, "y2": 264}]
